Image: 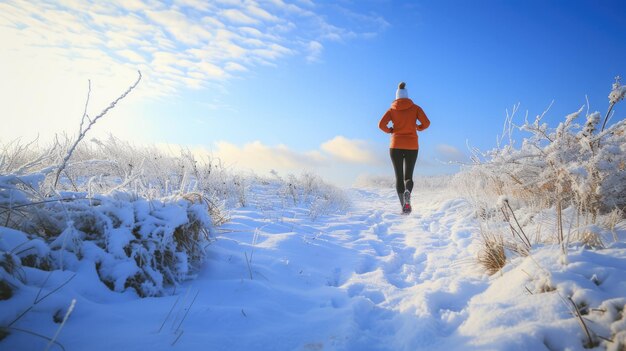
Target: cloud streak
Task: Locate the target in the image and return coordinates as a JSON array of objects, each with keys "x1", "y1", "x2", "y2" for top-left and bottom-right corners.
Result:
[
  {"x1": 321, "y1": 136, "x2": 381, "y2": 164},
  {"x1": 209, "y1": 136, "x2": 382, "y2": 174},
  {"x1": 0, "y1": 0, "x2": 387, "y2": 98}
]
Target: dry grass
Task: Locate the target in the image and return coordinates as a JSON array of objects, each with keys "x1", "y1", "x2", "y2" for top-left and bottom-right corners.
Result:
[
  {"x1": 0, "y1": 280, "x2": 13, "y2": 300},
  {"x1": 576, "y1": 231, "x2": 605, "y2": 249},
  {"x1": 181, "y1": 192, "x2": 229, "y2": 227},
  {"x1": 603, "y1": 208, "x2": 625, "y2": 243},
  {"x1": 477, "y1": 230, "x2": 507, "y2": 275},
  {"x1": 567, "y1": 296, "x2": 600, "y2": 348},
  {"x1": 172, "y1": 216, "x2": 207, "y2": 270},
  {"x1": 0, "y1": 253, "x2": 24, "y2": 283}
]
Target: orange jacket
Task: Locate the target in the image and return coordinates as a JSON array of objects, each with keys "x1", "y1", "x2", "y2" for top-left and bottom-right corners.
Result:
[{"x1": 378, "y1": 98, "x2": 430, "y2": 150}]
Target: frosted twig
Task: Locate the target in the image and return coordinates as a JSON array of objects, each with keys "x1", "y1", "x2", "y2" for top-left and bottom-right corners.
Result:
[
  {"x1": 567, "y1": 296, "x2": 596, "y2": 348},
  {"x1": 600, "y1": 102, "x2": 616, "y2": 133},
  {"x1": 556, "y1": 198, "x2": 564, "y2": 255},
  {"x1": 602, "y1": 76, "x2": 626, "y2": 131},
  {"x1": 45, "y1": 299, "x2": 76, "y2": 351},
  {"x1": 54, "y1": 71, "x2": 142, "y2": 188},
  {"x1": 500, "y1": 200, "x2": 531, "y2": 251},
  {"x1": 244, "y1": 251, "x2": 253, "y2": 280},
  {"x1": 0, "y1": 197, "x2": 89, "y2": 210},
  {"x1": 1, "y1": 137, "x2": 39, "y2": 173}
]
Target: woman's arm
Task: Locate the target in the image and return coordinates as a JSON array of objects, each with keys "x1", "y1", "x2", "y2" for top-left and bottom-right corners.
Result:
[
  {"x1": 378, "y1": 110, "x2": 393, "y2": 133},
  {"x1": 416, "y1": 106, "x2": 430, "y2": 131}
]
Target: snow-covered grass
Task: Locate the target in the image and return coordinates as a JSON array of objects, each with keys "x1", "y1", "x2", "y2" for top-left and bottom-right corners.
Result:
[
  {"x1": 0, "y1": 134, "x2": 350, "y2": 347},
  {"x1": 452, "y1": 77, "x2": 626, "y2": 349},
  {"x1": 457, "y1": 77, "x2": 626, "y2": 257}
]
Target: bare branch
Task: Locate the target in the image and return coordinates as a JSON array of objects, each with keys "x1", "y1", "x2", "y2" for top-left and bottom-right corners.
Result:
[{"x1": 54, "y1": 70, "x2": 142, "y2": 188}]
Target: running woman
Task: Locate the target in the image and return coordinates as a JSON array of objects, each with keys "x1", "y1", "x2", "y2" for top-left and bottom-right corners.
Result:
[{"x1": 378, "y1": 82, "x2": 431, "y2": 214}]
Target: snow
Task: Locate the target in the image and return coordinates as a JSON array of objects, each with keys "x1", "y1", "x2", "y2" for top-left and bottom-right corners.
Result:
[{"x1": 2, "y1": 183, "x2": 624, "y2": 350}]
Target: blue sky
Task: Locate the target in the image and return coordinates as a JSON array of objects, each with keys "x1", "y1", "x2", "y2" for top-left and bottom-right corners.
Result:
[{"x1": 1, "y1": 0, "x2": 625, "y2": 186}]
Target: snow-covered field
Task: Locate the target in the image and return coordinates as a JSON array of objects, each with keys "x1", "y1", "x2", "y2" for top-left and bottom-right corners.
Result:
[{"x1": 2, "y1": 181, "x2": 625, "y2": 351}]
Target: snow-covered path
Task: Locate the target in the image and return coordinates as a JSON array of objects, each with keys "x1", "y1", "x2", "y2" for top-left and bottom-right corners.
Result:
[
  {"x1": 2, "y1": 185, "x2": 487, "y2": 351},
  {"x1": 145, "y1": 186, "x2": 485, "y2": 351},
  {"x1": 100, "y1": 186, "x2": 487, "y2": 351}
]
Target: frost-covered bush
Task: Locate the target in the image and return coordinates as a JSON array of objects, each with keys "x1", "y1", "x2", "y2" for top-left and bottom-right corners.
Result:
[
  {"x1": 249, "y1": 171, "x2": 350, "y2": 220},
  {"x1": 290, "y1": 172, "x2": 351, "y2": 219},
  {"x1": 0, "y1": 173, "x2": 212, "y2": 297},
  {"x1": 462, "y1": 107, "x2": 626, "y2": 217},
  {"x1": 0, "y1": 137, "x2": 232, "y2": 297},
  {"x1": 457, "y1": 77, "x2": 626, "y2": 271},
  {"x1": 1, "y1": 135, "x2": 235, "y2": 221}
]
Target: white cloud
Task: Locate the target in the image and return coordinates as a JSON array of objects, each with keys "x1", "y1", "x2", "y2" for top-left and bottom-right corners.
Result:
[
  {"x1": 172, "y1": 0, "x2": 213, "y2": 11},
  {"x1": 117, "y1": 49, "x2": 146, "y2": 63},
  {"x1": 321, "y1": 136, "x2": 381, "y2": 164},
  {"x1": 0, "y1": 1, "x2": 387, "y2": 97},
  {"x1": 225, "y1": 62, "x2": 248, "y2": 72},
  {"x1": 192, "y1": 136, "x2": 382, "y2": 176},
  {"x1": 211, "y1": 140, "x2": 326, "y2": 171},
  {"x1": 306, "y1": 40, "x2": 323, "y2": 63},
  {"x1": 220, "y1": 9, "x2": 260, "y2": 25},
  {"x1": 246, "y1": 4, "x2": 280, "y2": 22},
  {"x1": 435, "y1": 144, "x2": 468, "y2": 163},
  {"x1": 196, "y1": 137, "x2": 388, "y2": 186},
  {"x1": 0, "y1": 0, "x2": 389, "y2": 142}
]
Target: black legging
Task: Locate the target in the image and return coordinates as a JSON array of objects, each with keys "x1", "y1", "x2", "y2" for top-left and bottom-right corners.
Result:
[{"x1": 389, "y1": 148, "x2": 418, "y2": 204}]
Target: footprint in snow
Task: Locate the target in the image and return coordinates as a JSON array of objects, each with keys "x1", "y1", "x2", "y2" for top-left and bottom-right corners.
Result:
[
  {"x1": 355, "y1": 256, "x2": 377, "y2": 274},
  {"x1": 369, "y1": 240, "x2": 391, "y2": 257},
  {"x1": 372, "y1": 222, "x2": 390, "y2": 236},
  {"x1": 347, "y1": 283, "x2": 385, "y2": 304},
  {"x1": 365, "y1": 210, "x2": 383, "y2": 224},
  {"x1": 326, "y1": 267, "x2": 343, "y2": 287}
]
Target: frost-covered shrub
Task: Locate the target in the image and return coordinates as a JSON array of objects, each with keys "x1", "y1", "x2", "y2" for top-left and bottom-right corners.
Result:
[
  {"x1": 457, "y1": 77, "x2": 626, "y2": 272},
  {"x1": 1, "y1": 181, "x2": 212, "y2": 297},
  {"x1": 265, "y1": 171, "x2": 350, "y2": 219},
  {"x1": 0, "y1": 137, "x2": 224, "y2": 296},
  {"x1": 536, "y1": 107, "x2": 626, "y2": 218},
  {"x1": 0, "y1": 135, "x2": 235, "y2": 223},
  {"x1": 461, "y1": 78, "x2": 626, "y2": 215},
  {"x1": 294, "y1": 172, "x2": 349, "y2": 219},
  {"x1": 93, "y1": 194, "x2": 212, "y2": 296}
]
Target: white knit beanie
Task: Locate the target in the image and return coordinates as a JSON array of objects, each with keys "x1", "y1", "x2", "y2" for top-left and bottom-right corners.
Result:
[{"x1": 396, "y1": 82, "x2": 408, "y2": 99}]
